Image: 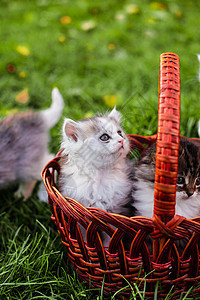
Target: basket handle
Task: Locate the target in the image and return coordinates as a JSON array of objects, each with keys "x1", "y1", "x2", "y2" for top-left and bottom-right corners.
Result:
[{"x1": 153, "y1": 52, "x2": 180, "y2": 224}]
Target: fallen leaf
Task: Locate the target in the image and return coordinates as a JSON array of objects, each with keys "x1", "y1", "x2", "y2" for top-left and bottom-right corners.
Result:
[
  {"x1": 15, "y1": 88, "x2": 29, "y2": 103},
  {"x1": 16, "y1": 45, "x2": 30, "y2": 56},
  {"x1": 19, "y1": 71, "x2": 27, "y2": 78},
  {"x1": 104, "y1": 95, "x2": 117, "y2": 108},
  {"x1": 58, "y1": 35, "x2": 66, "y2": 43},
  {"x1": 175, "y1": 10, "x2": 182, "y2": 18},
  {"x1": 126, "y1": 5, "x2": 140, "y2": 14},
  {"x1": 60, "y1": 16, "x2": 72, "y2": 24},
  {"x1": 108, "y1": 43, "x2": 116, "y2": 50}
]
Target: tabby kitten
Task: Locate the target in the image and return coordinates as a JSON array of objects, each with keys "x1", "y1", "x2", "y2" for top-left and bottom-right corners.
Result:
[{"x1": 133, "y1": 137, "x2": 200, "y2": 219}]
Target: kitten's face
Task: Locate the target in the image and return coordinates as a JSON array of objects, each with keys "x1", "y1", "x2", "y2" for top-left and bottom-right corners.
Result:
[
  {"x1": 61, "y1": 108, "x2": 130, "y2": 168},
  {"x1": 176, "y1": 140, "x2": 200, "y2": 199},
  {"x1": 137, "y1": 138, "x2": 200, "y2": 198}
]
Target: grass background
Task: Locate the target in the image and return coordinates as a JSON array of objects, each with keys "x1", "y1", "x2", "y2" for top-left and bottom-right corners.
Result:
[{"x1": 1, "y1": 0, "x2": 200, "y2": 299}]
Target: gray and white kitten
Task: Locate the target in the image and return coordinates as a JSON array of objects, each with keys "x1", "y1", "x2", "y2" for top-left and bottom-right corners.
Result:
[
  {"x1": 59, "y1": 108, "x2": 133, "y2": 217},
  {"x1": 0, "y1": 88, "x2": 64, "y2": 200},
  {"x1": 133, "y1": 137, "x2": 200, "y2": 219}
]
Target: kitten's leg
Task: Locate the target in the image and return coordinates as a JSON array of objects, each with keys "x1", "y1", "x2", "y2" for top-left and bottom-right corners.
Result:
[
  {"x1": 27, "y1": 152, "x2": 55, "y2": 203},
  {"x1": 36, "y1": 152, "x2": 56, "y2": 202},
  {"x1": 15, "y1": 180, "x2": 37, "y2": 201},
  {"x1": 37, "y1": 182, "x2": 48, "y2": 203}
]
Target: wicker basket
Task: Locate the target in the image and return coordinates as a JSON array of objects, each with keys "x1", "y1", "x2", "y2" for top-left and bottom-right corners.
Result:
[{"x1": 42, "y1": 52, "x2": 200, "y2": 299}]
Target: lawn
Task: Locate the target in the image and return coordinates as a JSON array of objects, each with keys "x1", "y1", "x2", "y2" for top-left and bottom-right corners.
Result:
[{"x1": 1, "y1": 0, "x2": 200, "y2": 299}]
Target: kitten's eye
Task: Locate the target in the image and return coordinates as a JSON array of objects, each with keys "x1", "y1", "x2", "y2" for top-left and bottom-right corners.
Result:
[
  {"x1": 117, "y1": 130, "x2": 123, "y2": 137},
  {"x1": 195, "y1": 177, "x2": 200, "y2": 186},
  {"x1": 177, "y1": 177, "x2": 185, "y2": 185},
  {"x1": 99, "y1": 133, "x2": 110, "y2": 142}
]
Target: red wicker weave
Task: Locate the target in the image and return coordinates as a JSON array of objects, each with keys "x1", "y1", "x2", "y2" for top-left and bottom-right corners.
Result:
[{"x1": 42, "y1": 53, "x2": 200, "y2": 299}]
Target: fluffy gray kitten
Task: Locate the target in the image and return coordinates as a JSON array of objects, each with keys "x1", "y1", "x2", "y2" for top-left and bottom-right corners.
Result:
[
  {"x1": 59, "y1": 108, "x2": 134, "y2": 217},
  {"x1": 134, "y1": 137, "x2": 200, "y2": 219},
  {"x1": 0, "y1": 88, "x2": 64, "y2": 200}
]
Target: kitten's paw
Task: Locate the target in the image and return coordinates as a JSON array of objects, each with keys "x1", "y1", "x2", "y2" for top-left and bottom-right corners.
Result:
[{"x1": 15, "y1": 181, "x2": 36, "y2": 201}]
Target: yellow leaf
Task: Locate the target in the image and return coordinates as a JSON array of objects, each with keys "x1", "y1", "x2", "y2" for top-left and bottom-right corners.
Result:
[
  {"x1": 60, "y1": 16, "x2": 72, "y2": 24},
  {"x1": 176, "y1": 10, "x2": 182, "y2": 18},
  {"x1": 15, "y1": 88, "x2": 29, "y2": 103},
  {"x1": 19, "y1": 71, "x2": 27, "y2": 78},
  {"x1": 108, "y1": 43, "x2": 116, "y2": 50},
  {"x1": 126, "y1": 5, "x2": 140, "y2": 14},
  {"x1": 16, "y1": 45, "x2": 30, "y2": 56},
  {"x1": 58, "y1": 35, "x2": 66, "y2": 43},
  {"x1": 104, "y1": 95, "x2": 117, "y2": 108}
]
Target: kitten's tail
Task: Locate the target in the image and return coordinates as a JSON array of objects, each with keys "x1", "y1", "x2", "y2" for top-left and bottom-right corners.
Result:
[{"x1": 41, "y1": 88, "x2": 64, "y2": 129}]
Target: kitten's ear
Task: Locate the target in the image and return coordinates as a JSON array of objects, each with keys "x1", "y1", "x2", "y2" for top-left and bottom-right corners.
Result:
[
  {"x1": 63, "y1": 118, "x2": 79, "y2": 142},
  {"x1": 108, "y1": 107, "x2": 121, "y2": 124}
]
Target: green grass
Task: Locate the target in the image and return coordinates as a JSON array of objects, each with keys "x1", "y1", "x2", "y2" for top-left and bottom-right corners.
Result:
[{"x1": 1, "y1": 0, "x2": 200, "y2": 299}]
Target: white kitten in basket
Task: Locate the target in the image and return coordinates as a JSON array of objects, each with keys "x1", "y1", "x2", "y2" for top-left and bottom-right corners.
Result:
[
  {"x1": 0, "y1": 88, "x2": 64, "y2": 200},
  {"x1": 60, "y1": 109, "x2": 133, "y2": 214},
  {"x1": 59, "y1": 108, "x2": 134, "y2": 245}
]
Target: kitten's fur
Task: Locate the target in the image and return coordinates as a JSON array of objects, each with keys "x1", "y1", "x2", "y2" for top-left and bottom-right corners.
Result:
[
  {"x1": 0, "y1": 88, "x2": 64, "y2": 200},
  {"x1": 59, "y1": 109, "x2": 133, "y2": 226},
  {"x1": 133, "y1": 138, "x2": 200, "y2": 219}
]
